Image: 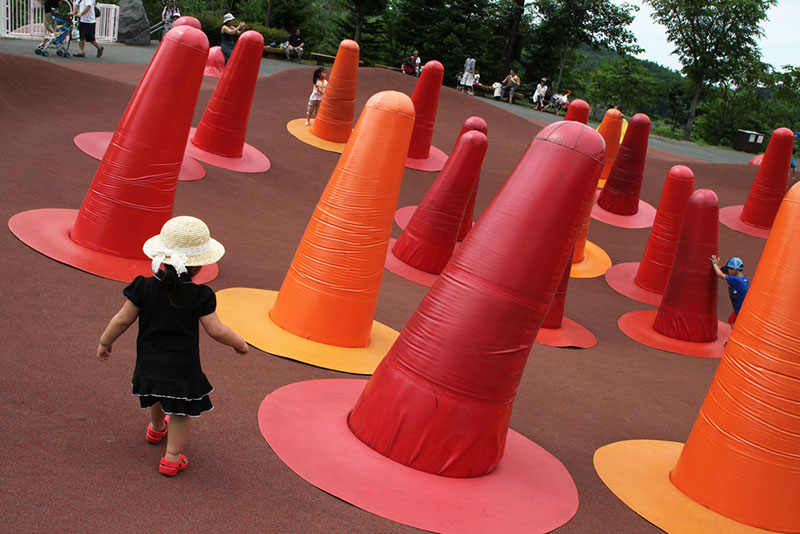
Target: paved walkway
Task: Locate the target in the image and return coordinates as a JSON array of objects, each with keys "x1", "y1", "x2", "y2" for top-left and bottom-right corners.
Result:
[{"x1": 1, "y1": 35, "x2": 755, "y2": 164}]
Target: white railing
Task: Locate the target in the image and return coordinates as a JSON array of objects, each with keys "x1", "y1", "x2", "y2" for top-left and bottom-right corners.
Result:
[{"x1": 1, "y1": 0, "x2": 118, "y2": 41}]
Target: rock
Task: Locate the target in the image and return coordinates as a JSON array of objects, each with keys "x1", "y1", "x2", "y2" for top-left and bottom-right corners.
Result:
[{"x1": 117, "y1": 0, "x2": 150, "y2": 46}]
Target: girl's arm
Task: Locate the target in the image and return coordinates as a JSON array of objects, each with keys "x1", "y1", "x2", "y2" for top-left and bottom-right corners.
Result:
[
  {"x1": 97, "y1": 300, "x2": 139, "y2": 360},
  {"x1": 200, "y1": 312, "x2": 249, "y2": 355}
]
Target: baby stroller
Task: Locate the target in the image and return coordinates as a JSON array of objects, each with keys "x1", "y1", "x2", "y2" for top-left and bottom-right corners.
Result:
[{"x1": 35, "y1": 1, "x2": 76, "y2": 58}]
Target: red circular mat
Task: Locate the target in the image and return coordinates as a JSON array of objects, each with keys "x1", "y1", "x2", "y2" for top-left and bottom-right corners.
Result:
[
  {"x1": 73, "y1": 132, "x2": 206, "y2": 182},
  {"x1": 259, "y1": 379, "x2": 579, "y2": 534},
  {"x1": 405, "y1": 145, "x2": 448, "y2": 172},
  {"x1": 9, "y1": 208, "x2": 218, "y2": 283},
  {"x1": 393, "y1": 205, "x2": 417, "y2": 230},
  {"x1": 618, "y1": 310, "x2": 731, "y2": 359},
  {"x1": 383, "y1": 238, "x2": 442, "y2": 287},
  {"x1": 590, "y1": 199, "x2": 656, "y2": 229},
  {"x1": 718, "y1": 205, "x2": 771, "y2": 239},
  {"x1": 604, "y1": 262, "x2": 663, "y2": 307},
  {"x1": 534, "y1": 317, "x2": 597, "y2": 349},
  {"x1": 186, "y1": 128, "x2": 270, "y2": 173}
]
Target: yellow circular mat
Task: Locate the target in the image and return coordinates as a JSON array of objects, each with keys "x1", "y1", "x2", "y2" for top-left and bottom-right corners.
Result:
[
  {"x1": 570, "y1": 240, "x2": 612, "y2": 278},
  {"x1": 286, "y1": 118, "x2": 348, "y2": 153}
]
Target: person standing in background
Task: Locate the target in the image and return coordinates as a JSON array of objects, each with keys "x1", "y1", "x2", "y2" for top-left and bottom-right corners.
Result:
[{"x1": 72, "y1": 0, "x2": 103, "y2": 58}]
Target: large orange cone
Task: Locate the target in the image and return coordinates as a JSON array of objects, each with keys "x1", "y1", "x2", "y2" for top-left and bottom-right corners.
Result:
[
  {"x1": 311, "y1": 39, "x2": 360, "y2": 143},
  {"x1": 214, "y1": 91, "x2": 415, "y2": 374},
  {"x1": 349, "y1": 120, "x2": 604, "y2": 476},
  {"x1": 386, "y1": 130, "x2": 488, "y2": 285},
  {"x1": 406, "y1": 60, "x2": 448, "y2": 171},
  {"x1": 594, "y1": 184, "x2": 800, "y2": 534},
  {"x1": 9, "y1": 26, "x2": 217, "y2": 283},
  {"x1": 719, "y1": 127, "x2": 794, "y2": 238},
  {"x1": 188, "y1": 30, "x2": 269, "y2": 172},
  {"x1": 564, "y1": 99, "x2": 590, "y2": 124},
  {"x1": 604, "y1": 165, "x2": 695, "y2": 305},
  {"x1": 595, "y1": 108, "x2": 623, "y2": 188}
]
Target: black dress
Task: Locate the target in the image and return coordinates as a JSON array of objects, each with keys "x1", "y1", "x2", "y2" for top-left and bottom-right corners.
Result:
[{"x1": 123, "y1": 274, "x2": 216, "y2": 417}]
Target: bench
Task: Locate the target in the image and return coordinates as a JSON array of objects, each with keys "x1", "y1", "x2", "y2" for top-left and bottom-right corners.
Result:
[
  {"x1": 375, "y1": 64, "x2": 402, "y2": 72},
  {"x1": 309, "y1": 52, "x2": 364, "y2": 66},
  {"x1": 263, "y1": 46, "x2": 287, "y2": 59},
  {"x1": 473, "y1": 83, "x2": 526, "y2": 103}
]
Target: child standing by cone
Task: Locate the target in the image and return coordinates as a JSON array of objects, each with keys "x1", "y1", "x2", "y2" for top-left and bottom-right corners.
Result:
[
  {"x1": 711, "y1": 255, "x2": 750, "y2": 324},
  {"x1": 96, "y1": 216, "x2": 248, "y2": 476},
  {"x1": 306, "y1": 67, "x2": 327, "y2": 126}
]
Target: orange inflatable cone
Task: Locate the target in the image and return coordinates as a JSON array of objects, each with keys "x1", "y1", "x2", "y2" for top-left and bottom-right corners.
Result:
[
  {"x1": 9, "y1": 26, "x2": 217, "y2": 283},
  {"x1": 187, "y1": 30, "x2": 269, "y2": 172},
  {"x1": 595, "y1": 108, "x2": 623, "y2": 188},
  {"x1": 254, "y1": 121, "x2": 604, "y2": 534},
  {"x1": 406, "y1": 60, "x2": 448, "y2": 172},
  {"x1": 385, "y1": 129, "x2": 488, "y2": 287},
  {"x1": 618, "y1": 189, "x2": 731, "y2": 358},
  {"x1": 563, "y1": 99, "x2": 590, "y2": 124},
  {"x1": 593, "y1": 113, "x2": 656, "y2": 228},
  {"x1": 595, "y1": 183, "x2": 800, "y2": 534},
  {"x1": 719, "y1": 127, "x2": 794, "y2": 238},
  {"x1": 203, "y1": 46, "x2": 225, "y2": 78},
  {"x1": 214, "y1": 91, "x2": 415, "y2": 374},
  {"x1": 310, "y1": 39, "x2": 359, "y2": 143},
  {"x1": 604, "y1": 165, "x2": 695, "y2": 305}
]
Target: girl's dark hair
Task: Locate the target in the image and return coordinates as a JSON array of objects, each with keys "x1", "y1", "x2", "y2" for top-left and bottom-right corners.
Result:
[
  {"x1": 159, "y1": 264, "x2": 202, "y2": 306},
  {"x1": 312, "y1": 66, "x2": 326, "y2": 84}
]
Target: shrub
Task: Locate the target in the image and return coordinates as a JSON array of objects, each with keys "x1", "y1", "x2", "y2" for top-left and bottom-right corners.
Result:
[
  {"x1": 246, "y1": 23, "x2": 289, "y2": 47},
  {"x1": 195, "y1": 13, "x2": 223, "y2": 46}
]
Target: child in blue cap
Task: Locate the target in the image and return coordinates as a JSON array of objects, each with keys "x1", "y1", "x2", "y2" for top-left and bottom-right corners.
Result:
[{"x1": 711, "y1": 255, "x2": 750, "y2": 324}]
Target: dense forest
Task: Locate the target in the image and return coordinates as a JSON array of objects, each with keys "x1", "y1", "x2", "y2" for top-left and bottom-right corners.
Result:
[{"x1": 140, "y1": 0, "x2": 798, "y2": 148}]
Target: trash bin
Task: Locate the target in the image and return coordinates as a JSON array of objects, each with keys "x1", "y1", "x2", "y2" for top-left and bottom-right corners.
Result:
[{"x1": 733, "y1": 130, "x2": 765, "y2": 153}]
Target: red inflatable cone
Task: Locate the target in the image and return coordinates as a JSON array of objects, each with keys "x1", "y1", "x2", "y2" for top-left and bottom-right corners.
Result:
[
  {"x1": 9, "y1": 26, "x2": 217, "y2": 282},
  {"x1": 204, "y1": 46, "x2": 225, "y2": 78},
  {"x1": 188, "y1": 30, "x2": 269, "y2": 172},
  {"x1": 349, "y1": 120, "x2": 604, "y2": 476},
  {"x1": 406, "y1": 60, "x2": 448, "y2": 171},
  {"x1": 455, "y1": 117, "x2": 488, "y2": 241},
  {"x1": 719, "y1": 127, "x2": 794, "y2": 238},
  {"x1": 605, "y1": 165, "x2": 695, "y2": 305},
  {"x1": 311, "y1": 39, "x2": 360, "y2": 143},
  {"x1": 386, "y1": 130, "x2": 488, "y2": 285},
  {"x1": 172, "y1": 16, "x2": 201, "y2": 29},
  {"x1": 563, "y1": 99, "x2": 590, "y2": 124},
  {"x1": 618, "y1": 189, "x2": 731, "y2": 357},
  {"x1": 594, "y1": 113, "x2": 656, "y2": 227}
]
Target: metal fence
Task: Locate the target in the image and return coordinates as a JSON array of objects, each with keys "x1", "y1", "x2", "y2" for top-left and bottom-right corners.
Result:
[{"x1": 1, "y1": 0, "x2": 118, "y2": 41}]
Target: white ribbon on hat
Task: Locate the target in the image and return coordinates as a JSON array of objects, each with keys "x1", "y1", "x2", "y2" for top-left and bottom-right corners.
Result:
[{"x1": 150, "y1": 242, "x2": 211, "y2": 275}]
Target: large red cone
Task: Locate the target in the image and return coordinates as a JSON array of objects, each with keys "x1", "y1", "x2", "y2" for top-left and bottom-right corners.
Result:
[
  {"x1": 542, "y1": 256, "x2": 571, "y2": 329},
  {"x1": 739, "y1": 127, "x2": 794, "y2": 228},
  {"x1": 455, "y1": 117, "x2": 488, "y2": 241},
  {"x1": 204, "y1": 46, "x2": 225, "y2": 78},
  {"x1": 564, "y1": 99, "x2": 590, "y2": 124},
  {"x1": 172, "y1": 16, "x2": 201, "y2": 30},
  {"x1": 348, "y1": 121, "x2": 605, "y2": 477},
  {"x1": 311, "y1": 40, "x2": 360, "y2": 143},
  {"x1": 407, "y1": 60, "x2": 444, "y2": 159},
  {"x1": 653, "y1": 189, "x2": 719, "y2": 342},
  {"x1": 597, "y1": 113, "x2": 650, "y2": 215},
  {"x1": 70, "y1": 26, "x2": 208, "y2": 258},
  {"x1": 634, "y1": 165, "x2": 694, "y2": 293},
  {"x1": 671, "y1": 183, "x2": 800, "y2": 532},
  {"x1": 391, "y1": 130, "x2": 488, "y2": 274},
  {"x1": 191, "y1": 30, "x2": 264, "y2": 158}
]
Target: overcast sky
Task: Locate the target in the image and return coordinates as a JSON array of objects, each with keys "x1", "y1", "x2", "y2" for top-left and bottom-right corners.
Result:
[{"x1": 614, "y1": 0, "x2": 798, "y2": 72}]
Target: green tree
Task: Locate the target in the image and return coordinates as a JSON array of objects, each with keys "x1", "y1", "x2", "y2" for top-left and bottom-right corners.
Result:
[
  {"x1": 644, "y1": 0, "x2": 778, "y2": 140},
  {"x1": 586, "y1": 55, "x2": 656, "y2": 114},
  {"x1": 531, "y1": 0, "x2": 639, "y2": 93}
]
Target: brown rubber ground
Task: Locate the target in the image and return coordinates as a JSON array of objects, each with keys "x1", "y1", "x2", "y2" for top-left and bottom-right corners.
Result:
[{"x1": 0, "y1": 52, "x2": 768, "y2": 532}]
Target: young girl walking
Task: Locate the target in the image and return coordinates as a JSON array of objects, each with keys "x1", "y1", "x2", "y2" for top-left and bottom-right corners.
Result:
[
  {"x1": 305, "y1": 67, "x2": 327, "y2": 125},
  {"x1": 96, "y1": 216, "x2": 249, "y2": 476}
]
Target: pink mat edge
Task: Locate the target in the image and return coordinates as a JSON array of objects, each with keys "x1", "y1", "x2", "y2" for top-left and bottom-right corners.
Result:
[
  {"x1": 384, "y1": 238, "x2": 441, "y2": 287},
  {"x1": 604, "y1": 262, "x2": 663, "y2": 307},
  {"x1": 590, "y1": 199, "x2": 656, "y2": 229},
  {"x1": 718, "y1": 205, "x2": 771, "y2": 239},
  {"x1": 405, "y1": 145, "x2": 449, "y2": 172},
  {"x1": 535, "y1": 316, "x2": 597, "y2": 348},
  {"x1": 618, "y1": 310, "x2": 731, "y2": 359},
  {"x1": 186, "y1": 128, "x2": 270, "y2": 173}
]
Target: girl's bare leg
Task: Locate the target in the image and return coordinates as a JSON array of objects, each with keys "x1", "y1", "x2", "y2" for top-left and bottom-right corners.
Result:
[
  {"x1": 149, "y1": 403, "x2": 166, "y2": 432},
  {"x1": 164, "y1": 415, "x2": 190, "y2": 462}
]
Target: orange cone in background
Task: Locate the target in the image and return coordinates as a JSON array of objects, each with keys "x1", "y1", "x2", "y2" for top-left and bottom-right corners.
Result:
[
  {"x1": 670, "y1": 183, "x2": 800, "y2": 532},
  {"x1": 596, "y1": 108, "x2": 623, "y2": 187},
  {"x1": 456, "y1": 117, "x2": 488, "y2": 241},
  {"x1": 270, "y1": 91, "x2": 415, "y2": 348},
  {"x1": 739, "y1": 127, "x2": 794, "y2": 227},
  {"x1": 192, "y1": 30, "x2": 264, "y2": 158},
  {"x1": 564, "y1": 99, "x2": 590, "y2": 124},
  {"x1": 570, "y1": 188, "x2": 612, "y2": 278},
  {"x1": 311, "y1": 40, "x2": 360, "y2": 143}
]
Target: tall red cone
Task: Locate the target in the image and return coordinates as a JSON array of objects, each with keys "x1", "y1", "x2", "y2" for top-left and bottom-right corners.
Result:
[
  {"x1": 739, "y1": 127, "x2": 793, "y2": 228},
  {"x1": 191, "y1": 30, "x2": 263, "y2": 158},
  {"x1": 455, "y1": 117, "x2": 488, "y2": 241},
  {"x1": 670, "y1": 183, "x2": 800, "y2": 532},
  {"x1": 597, "y1": 113, "x2": 651, "y2": 215},
  {"x1": 542, "y1": 257, "x2": 571, "y2": 329},
  {"x1": 391, "y1": 130, "x2": 488, "y2": 274},
  {"x1": 405, "y1": 60, "x2": 447, "y2": 171},
  {"x1": 70, "y1": 26, "x2": 209, "y2": 258},
  {"x1": 634, "y1": 165, "x2": 694, "y2": 293},
  {"x1": 653, "y1": 189, "x2": 719, "y2": 342},
  {"x1": 348, "y1": 121, "x2": 605, "y2": 477},
  {"x1": 311, "y1": 39, "x2": 360, "y2": 143},
  {"x1": 564, "y1": 99, "x2": 590, "y2": 124},
  {"x1": 172, "y1": 16, "x2": 201, "y2": 29}
]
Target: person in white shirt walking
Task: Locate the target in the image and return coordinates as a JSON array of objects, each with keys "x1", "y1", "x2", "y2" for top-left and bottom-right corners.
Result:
[{"x1": 72, "y1": 0, "x2": 103, "y2": 58}]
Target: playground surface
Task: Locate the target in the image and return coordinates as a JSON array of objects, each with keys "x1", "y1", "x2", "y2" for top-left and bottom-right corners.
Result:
[{"x1": 0, "y1": 38, "x2": 770, "y2": 533}]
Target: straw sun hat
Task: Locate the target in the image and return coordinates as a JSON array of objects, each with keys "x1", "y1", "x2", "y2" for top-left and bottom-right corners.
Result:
[{"x1": 143, "y1": 216, "x2": 225, "y2": 275}]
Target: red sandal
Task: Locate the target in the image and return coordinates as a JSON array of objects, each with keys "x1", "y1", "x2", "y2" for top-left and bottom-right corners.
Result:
[
  {"x1": 145, "y1": 415, "x2": 170, "y2": 444},
  {"x1": 159, "y1": 454, "x2": 189, "y2": 476}
]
